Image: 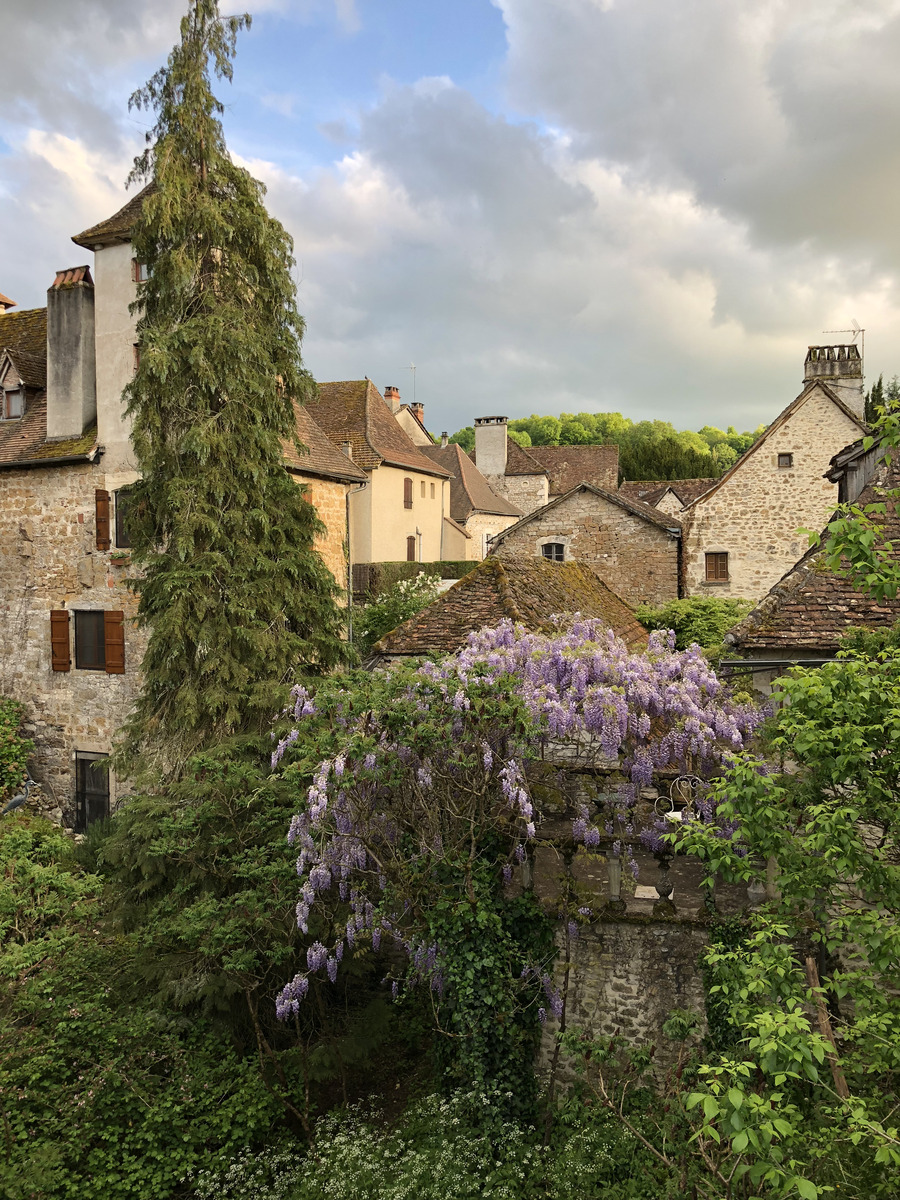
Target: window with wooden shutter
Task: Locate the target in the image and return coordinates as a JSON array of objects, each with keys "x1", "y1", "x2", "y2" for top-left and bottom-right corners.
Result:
[
  {"x1": 404, "y1": 478, "x2": 413, "y2": 509},
  {"x1": 705, "y1": 552, "x2": 729, "y2": 582},
  {"x1": 406, "y1": 535, "x2": 416, "y2": 562},
  {"x1": 103, "y1": 611, "x2": 125, "y2": 674},
  {"x1": 74, "y1": 611, "x2": 105, "y2": 670},
  {"x1": 95, "y1": 489, "x2": 111, "y2": 550},
  {"x1": 50, "y1": 610, "x2": 70, "y2": 672}
]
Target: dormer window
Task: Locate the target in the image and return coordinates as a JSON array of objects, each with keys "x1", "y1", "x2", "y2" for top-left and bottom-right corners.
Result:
[
  {"x1": 3, "y1": 387, "x2": 24, "y2": 419},
  {"x1": 131, "y1": 259, "x2": 150, "y2": 283}
]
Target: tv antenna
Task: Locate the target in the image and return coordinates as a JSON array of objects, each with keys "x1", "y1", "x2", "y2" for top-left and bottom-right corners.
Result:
[
  {"x1": 406, "y1": 361, "x2": 416, "y2": 404},
  {"x1": 822, "y1": 319, "x2": 864, "y2": 369}
]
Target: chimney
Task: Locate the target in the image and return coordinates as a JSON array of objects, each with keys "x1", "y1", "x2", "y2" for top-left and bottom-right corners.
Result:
[
  {"x1": 384, "y1": 385, "x2": 401, "y2": 414},
  {"x1": 0, "y1": 292, "x2": 16, "y2": 312},
  {"x1": 440, "y1": 431, "x2": 448, "y2": 448},
  {"x1": 474, "y1": 416, "x2": 508, "y2": 476},
  {"x1": 46, "y1": 266, "x2": 96, "y2": 439},
  {"x1": 410, "y1": 401, "x2": 424, "y2": 423},
  {"x1": 342, "y1": 440, "x2": 353, "y2": 461},
  {"x1": 804, "y1": 344, "x2": 865, "y2": 420}
]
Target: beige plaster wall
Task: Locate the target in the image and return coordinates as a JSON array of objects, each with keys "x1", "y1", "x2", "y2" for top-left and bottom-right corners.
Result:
[
  {"x1": 93, "y1": 242, "x2": 138, "y2": 471},
  {"x1": 682, "y1": 387, "x2": 863, "y2": 600},
  {"x1": 357, "y1": 466, "x2": 448, "y2": 562},
  {"x1": 497, "y1": 489, "x2": 679, "y2": 608},
  {"x1": 0, "y1": 462, "x2": 144, "y2": 816}
]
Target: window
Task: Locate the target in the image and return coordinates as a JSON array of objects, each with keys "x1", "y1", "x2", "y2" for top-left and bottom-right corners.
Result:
[
  {"x1": 404, "y1": 478, "x2": 413, "y2": 509},
  {"x1": 777, "y1": 453, "x2": 794, "y2": 469},
  {"x1": 3, "y1": 387, "x2": 24, "y2": 419},
  {"x1": 114, "y1": 488, "x2": 133, "y2": 549},
  {"x1": 131, "y1": 258, "x2": 149, "y2": 283},
  {"x1": 541, "y1": 542, "x2": 565, "y2": 561},
  {"x1": 705, "y1": 552, "x2": 729, "y2": 582},
  {"x1": 420, "y1": 480, "x2": 426, "y2": 498},
  {"x1": 95, "y1": 489, "x2": 111, "y2": 551},
  {"x1": 74, "y1": 754, "x2": 109, "y2": 832},
  {"x1": 430, "y1": 482, "x2": 435, "y2": 499},
  {"x1": 51, "y1": 610, "x2": 126, "y2": 674},
  {"x1": 406, "y1": 535, "x2": 416, "y2": 562}
]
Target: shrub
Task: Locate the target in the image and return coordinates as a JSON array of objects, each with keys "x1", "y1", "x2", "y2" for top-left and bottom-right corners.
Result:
[
  {"x1": 354, "y1": 571, "x2": 442, "y2": 651},
  {"x1": 635, "y1": 597, "x2": 753, "y2": 659},
  {"x1": 0, "y1": 697, "x2": 33, "y2": 804}
]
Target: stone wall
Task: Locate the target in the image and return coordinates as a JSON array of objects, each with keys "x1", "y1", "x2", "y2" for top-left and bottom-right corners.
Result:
[
  {"x1": 465, "y1": 510, "x2": 520, "y2": 559},
  {"x1": 682, "y1": 385, "x2": 863, "y2": 600},
  {"x1": 0, "y1": 461, "x2": 144, "y2": 816},
  {"x1": 482, "y1": 471, "x2": 548, "y2": 518},
  {"x1": 496, "y1": 488, "x2": 680, "y2": 608},
  {"x1": 297, "y1": 474, "x2": 349, "y2": 592}
]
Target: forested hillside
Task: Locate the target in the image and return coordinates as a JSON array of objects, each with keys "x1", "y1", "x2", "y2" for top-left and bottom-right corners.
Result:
[{"x1": 449, "y1": 414, "x2": 767, "y2": 481}]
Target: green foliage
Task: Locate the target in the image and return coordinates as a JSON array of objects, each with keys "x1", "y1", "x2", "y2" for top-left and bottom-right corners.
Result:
[
  {"x1": 191, "y1": 1088, "x2": 663, "y2": 1200},
  {"x1": 508, "y1": 428, "x2": 532, "y2": 447},
  {"x1": 356, "y1": 559, "x2": 475, "y2": 598},
  {"x1": 0, "y1": 816, "x2": 281, "y2": 1200},
  {"x1": 448, "y1": 426, "x2": 475, "y2": 452},
  {"x1": 354, "y1": 571, "x2": 441, "y2": 652},
  {"x1": 118, "y1": 0, "x2": 348, "y2": 778},
  {"x1": 0, "y1": 697, "x2": 32, "y2": 804},
  {"x1": 636, "y1": 597, "x2": 754, "y2": 659}
]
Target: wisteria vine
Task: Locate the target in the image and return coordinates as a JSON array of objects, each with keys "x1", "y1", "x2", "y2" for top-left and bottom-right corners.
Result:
[{"x1": 271, "y1": 618, "x2": 766, "y2": 1020}]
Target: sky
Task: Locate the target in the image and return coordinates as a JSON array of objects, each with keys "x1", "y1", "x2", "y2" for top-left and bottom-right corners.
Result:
[{"x1": 4, "y1": 0, "x2": 900, "y2": 437}]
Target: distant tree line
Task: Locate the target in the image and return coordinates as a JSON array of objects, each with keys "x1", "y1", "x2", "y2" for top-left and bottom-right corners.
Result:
[
  {"x1": 864, "y1": 374, "x2": 900, "y2": 426},
  {"x1": 449, "y1": 412, "x2": 767, "y2": 482}
]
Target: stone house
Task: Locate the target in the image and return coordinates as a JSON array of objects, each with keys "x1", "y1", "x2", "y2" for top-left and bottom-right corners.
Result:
[
  {"x1": 307, "y1": 380, "x2": 453, "y2": 564},
  {"x1": 679, "y1": 345, "x2": 868, "y2": 601},
  {"x1": 618, "y1": 477, "x2": 718, "y2": 517},
  {"x1": 0, "y1": 191, "x2": 363, "y2": 826},
  {"x1": 724, "y1": 451, "x2": 900, "y2": 692},
  {"x1": 470, "y1": 415, "x2": 619, "y2": 517},
  {"x1": 417, "y1": 441, "x2": 522, "y2": 559},
  {"x1": 370, "y1": 555, "x2": 647, "y2": 663},
  {"x1": 491, "y1": 483, "x2": 682, "y2": 609}
]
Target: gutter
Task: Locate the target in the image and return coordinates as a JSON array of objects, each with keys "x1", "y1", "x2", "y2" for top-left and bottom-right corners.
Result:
[{"x1": 719, "y1": 657, "x2": 837, "y2": 673}]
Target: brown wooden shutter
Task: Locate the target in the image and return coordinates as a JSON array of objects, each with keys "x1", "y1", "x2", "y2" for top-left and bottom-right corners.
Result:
[
  {"x1": 406, "y1": 535, "x2": 416, "y2": 562},
  {"x1": 103, "y1": 611, "x2": 125, "y2": 674},
  {"x1": 404, "y1": 478, "x2": 413, "y2": 509},
  {"x1": 50, "y1": 610, "x2": 71, "y2": 672},
  {"x1": 95, "y1": 489, "x2": 111, "y2": 551}
]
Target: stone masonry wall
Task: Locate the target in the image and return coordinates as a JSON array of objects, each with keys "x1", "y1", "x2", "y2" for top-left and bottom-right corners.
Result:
[
  {"x1": 465, "y1": 510, "x2": 520, "y2": 559},
  {"x1": 0, "y1": 462, "x2": 144, "y2": 816},
  {"x1": 482, "y1": 472, "x2": 548, "y2": 518},
  {"x1": 682, "y1": 387, "x2": 863, "y2": 600},
  {"x1": 298, "y1": 475, "x2": 349, "y2": 593},
  {"x1": 497, "y1": 489, "x2": 679, "y2": 608}
]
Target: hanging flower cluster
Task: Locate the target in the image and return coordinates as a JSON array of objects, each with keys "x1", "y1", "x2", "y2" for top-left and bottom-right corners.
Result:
[{"x1": 272, "y1": 618, "x2": 765, "y2": 1018}]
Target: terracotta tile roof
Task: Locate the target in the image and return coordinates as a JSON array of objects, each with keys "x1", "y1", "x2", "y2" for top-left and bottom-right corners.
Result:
[
  {"x1": 308, "y1": 381, "x2": 452, "y2": 478},
  {"x1": 0, "y1": 307, "x2": 47, "y2": 387},
  {"x1": 0, "y1": 393, "x2": 97, "y2": 468},
  {"x1": 492, "y1": 482, "x2": 682, "y2": 550},
  {"x1": 51, "y1": 265, "x2": 93, "y2": 290},
  {"x1": 419, "y1": 443, "x2": 522, "y2": 520},
  {"x1": 728, "y1": 456, "x2": 900, "y2": 652},
  {"x1": 373, "y1": 556, "x2": 648, "y2": 656},
  {"x1": 527, "y1": 444, "x2": 619, "y2": 495},
  {"x1": 0, "y1": 293, "x2": 16, "y2": 310},
  {"x1": 284, "y1": 401, "x2": 366, "y2": 483},
  {"x1": 71, "y1": 185, "x2": 154, "y2": 249},
  {"x1": 684, "y1": 382, "x2": 866, "y2": 511}
]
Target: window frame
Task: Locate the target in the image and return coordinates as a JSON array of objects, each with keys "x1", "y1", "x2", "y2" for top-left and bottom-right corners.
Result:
[
  {"x1": 114, "y1": 488, "x2": 133, "y2": 549},
  {"x1": 74, "y1": 611, "x2": 107, "y2": 670},
  {"x1": 403, "y1": 478, "x2": 413, "y2": 509},
  {"x1": 541, "y1": 542, "x2": 566, "y2": 562},
  {"x1": 705, "y1": 551, "x2": 729, "y2": 583},
  {"x1": 406, "y1": 535, "x2": 416, "y2": 562},
  {"x1": 131, "y1": 258, "x2": 150, "y2": 283},
  {"x1": 74, "y1": 753, "x2": 110, "y2": 833},
  {"x1": 4, "y1": 387, "x2": 24, "y2": 419},
  {"x1": 777, "y1": 452, "x2": 794, "y2": 469}
]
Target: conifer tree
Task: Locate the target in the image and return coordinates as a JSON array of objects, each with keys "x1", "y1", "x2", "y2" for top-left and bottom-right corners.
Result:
[{"x1": 119, "y1": 0, "x2": 348, "y2": 777}]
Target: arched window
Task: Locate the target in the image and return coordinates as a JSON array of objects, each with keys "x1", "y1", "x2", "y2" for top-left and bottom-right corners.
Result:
[
  {"x1": 541, "y1": 542, "x2": 565, "y2": 562},
  {"x1": 404, "y1": 478, "x2": 413, "y2": 509},
  {"x1": 406, "y1": 535, "x2": 416, "y2": 562}
]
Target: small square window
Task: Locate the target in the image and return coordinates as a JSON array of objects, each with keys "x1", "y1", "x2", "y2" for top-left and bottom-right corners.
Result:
[
  {"x1": 74, "y1": 611, "x2": 106, "y2": 670},
  {"x1": 777, "y1": 453, "x2": 793, "y2": 469},
  {"x1": 4, "y1": 388, "x2": 24, "y2": 419},
  {"x1": 705, "y1": 552, "x2": 729, "y2": 582},
  {"x1": 541, "y1": 542, "x2": 565, "y2": 561},
  {"x1": 430, "y1": 482, "x2": 435, "y2": 499},
  {"x1": 131, "y1": 259, "x2": 150, "y2": 283}
]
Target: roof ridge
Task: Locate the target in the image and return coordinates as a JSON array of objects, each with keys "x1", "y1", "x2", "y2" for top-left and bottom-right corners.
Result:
[{"x1": 491, "y1": 556, "x2": 523, "y2": 622}]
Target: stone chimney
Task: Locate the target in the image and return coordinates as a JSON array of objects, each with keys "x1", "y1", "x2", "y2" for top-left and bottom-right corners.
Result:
[
  {"x1": 474, "y1": 416, "x2": 508, "y2": 476},
  {"x1": 804, "y1": 344, "x2": 864, "y2": 420},
  {"x1": 384, "y1": 385, "x2": 401, "y2": 414},
  {"x1": 409, "y1": 401, "x2": 425, "y2": 423},
  {"x1": 440, "y1": 431, "x2": 448, "y2": 448},
  {"x1": 46, "y1": 266, "x2": 96, "y2": 439},
  {"x1": 342, "y1": 440, "x2": 353, "y2": 461}
]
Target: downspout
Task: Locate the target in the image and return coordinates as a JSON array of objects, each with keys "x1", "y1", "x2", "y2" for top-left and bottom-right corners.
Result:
[
  {"x1": 440, "y1": 478, "x2": 446, "y2": 560},
  {"x1": 345, "y1": 478, "x2": 368, "y2": 645}
]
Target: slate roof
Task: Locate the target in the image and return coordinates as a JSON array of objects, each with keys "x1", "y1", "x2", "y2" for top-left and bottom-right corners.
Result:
[
  {"x1": 307, "y1": 381, "x2": 451, "y2": 478},
  {"x1": 728, "y1": 457, "x2": 900, "y2": 652},
  {"x1": 683, "y1": 382, "x2": 867, "y2": 511},
  {"x1": 284, "y1": 401, "x2": 367, "y2": 483},
  {"x1": 71, "y1": 185, "x2": 154, "y2": 248},
  {"x1": 471, "y1": 437, "x2": 549, "y2": 477},
  {"x1": 0, "y1": 307, "x2": 47, "y2": 387},
  {"x1": 373, "y1": 556, "x2": 648, "y2": 657},
  {"x1": 419, "y1": 443, "x2": 522, "y2": 521},
  {"x1": 492, "y1": 482, "x2": 682, "y2": 550},
  {"x1": 527, "y1": 444, "x2": 619, "y2": 495}
]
